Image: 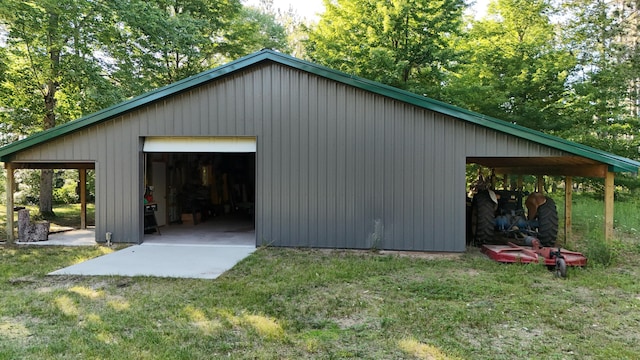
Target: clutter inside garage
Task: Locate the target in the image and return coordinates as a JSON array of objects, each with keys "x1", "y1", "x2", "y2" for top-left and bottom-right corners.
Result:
[{"x1": 144, "y1": 152, "x2": 255, "y2": 233}]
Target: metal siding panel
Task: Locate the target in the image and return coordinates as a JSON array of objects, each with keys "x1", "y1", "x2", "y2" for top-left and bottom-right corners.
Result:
[
  {"x1": 235, "y1": 75, "x2": 245, "y2": 134},
  {"x1": 371, "y1": 98, "x2": 382, "y2": 246},
  {"x1": 454, "y1": 121, "x2": 468, "y2": 252},
  {"x1": 344, "y1": 86, "x2": 357, "y2": 246},
  {"x1": 94, "y1": 161, "x2": 104, "y2": 242},
  {"x1": 404, "y1": 107, "x2": 417, "y2": 250},
  {"x1": 113, "y1": 118, "x2": 125, "y2": 241},
  {"x1": 432, "y1": 115, "x2": 444, "y2": 249},
  {"x1": 223, "y1": 81, "x2": 234, "y2": 135},
  {"x1": 124, "y1": 117, "x2": 139, "y2": 242},
  {"x1": 363, "y1": 93, "x2": 376, "y2": 249},
  {"x1": 287, "y1": 70, "x2": 301, "y2": 246},
  {"x1": 96, "y1": 123, "x2": 108, "y2": 241},
  {"x1": 308, "y1": 75, "x2": 320, "y2": 247},
  {"x1": 299, "y1": 71, "x2": 311, "y2": 247},
  {"x1": 317, "y1": 79, "x2": 329, "y2": 247},
  {"x1": 335, "y1": 84, "x2": 347, "y2": 249},
  {"x1": 389, "y1": 101, "x2": 402, "y2": 250},
  {"x1": 425, "y1": 111, "x2": 436, "y2": 249},
  {"x1": 441, "y1": 116, "x2": 456, "y2": 251},
  {"x1": 198, "y1": 87, "x2": 209, "y2": 135},
  {"x1": 260, "y1": 67, "x2": 273, "y2": 244},
  {"x1": 147, "y1": 102, "x2": 159, "y2": 135},
  {"x1": 65, "y1": 136, "x2": 73, "y2": 161},
  {"x1": 186, "y1": 90, "x2": 198, "y2": 135},
  {"x1": 208, "y1": 84, "x2": 219, "y2": 135},
  {"x1": 243, "y1": 73, "x2": 255, "y2": 135},
  {"x1": 414, "y1": 108, "x2": 427, "y2": 250},
  {"x1": 325, "y1": 81, "x2": 338, "y2": 248},
  {"x1": 271, "y1": 66, "x2": 284, "y2": 245}
]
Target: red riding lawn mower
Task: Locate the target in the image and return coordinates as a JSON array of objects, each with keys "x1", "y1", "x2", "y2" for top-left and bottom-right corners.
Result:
[{"x1": 467, "y1": 174, "x2": 587, "y2": 277}]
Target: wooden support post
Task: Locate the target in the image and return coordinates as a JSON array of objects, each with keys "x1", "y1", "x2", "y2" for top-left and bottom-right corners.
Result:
[
  {"x1": 604, "y1": 171, "x2": 615, "y2": 241},
  {"x1": 79, "y1": 168, "x2": 87, "y2": 229},
  {"x1": 537, "y1": 175, "x2": 545, "y2": 193},
  {"x1": 6, "y1": 163, "x2": 14, "y2": 242},
  {"x1": 503, "y1": 174, "x2": 508, "y2": 190},
  {"x1": 565, "y1": 176, "x2": 573, "y2": 245}
]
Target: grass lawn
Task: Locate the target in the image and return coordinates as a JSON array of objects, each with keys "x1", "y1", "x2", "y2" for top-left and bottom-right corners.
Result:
[
  {"x1": 1, "y1": 243, "x2": 640, "y2": 359},
  {"x1": 1, "y1": 195, "x2": 639, "y2": 358}
]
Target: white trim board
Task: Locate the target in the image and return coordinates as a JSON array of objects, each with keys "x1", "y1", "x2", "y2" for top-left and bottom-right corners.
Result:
[{"x1": 143, "y1": 136, "x2": 256, "y2": 153}]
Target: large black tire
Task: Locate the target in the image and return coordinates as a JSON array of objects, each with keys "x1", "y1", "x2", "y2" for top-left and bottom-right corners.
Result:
[
  {"x1": 536, "y1": 197, "x2": 558, "y2": 247},
  {"x1": 472, "y1": 190, "x2": 496, "y2": 245}
]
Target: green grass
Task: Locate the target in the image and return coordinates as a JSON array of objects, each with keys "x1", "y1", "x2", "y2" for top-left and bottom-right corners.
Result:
[{"x1": 1, "y1": 245, "x2": 640, "y2": 359}]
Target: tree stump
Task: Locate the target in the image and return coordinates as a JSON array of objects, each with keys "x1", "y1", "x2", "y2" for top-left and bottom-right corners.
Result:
[
  {"x1": 33, "y1": 222, "x2": 50, "y2": 241},
  {"x1": 16, "y1": 209, "x2": 50, "y2": 242},
  {"x1": 17, "y1": 209, "x2": 31, "y2": 241}
]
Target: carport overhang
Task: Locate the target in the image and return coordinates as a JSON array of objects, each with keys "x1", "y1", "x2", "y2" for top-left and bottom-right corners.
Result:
[
  {"x1": 467, "y1": 155, "x2": 632, "y2": 243},
  {"x1": 468, "y1": 156, "x2": 620, "y2": 177},
  {"x1": 4, "y1": 161, "x2": 95, "y2": 241}
]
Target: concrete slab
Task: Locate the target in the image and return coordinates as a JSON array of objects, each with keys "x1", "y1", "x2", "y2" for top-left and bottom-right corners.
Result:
[
  {"x1": 49, "y1": 243, "x2": 256, "y2": 279},
  {"x1": 16, "y1": 228, "x2": 97, "y2": 246}
]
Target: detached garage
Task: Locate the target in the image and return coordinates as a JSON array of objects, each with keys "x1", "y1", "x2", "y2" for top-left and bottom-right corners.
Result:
[{"x1": 1, "y1": 50, "x2": 638, "y2": 251}]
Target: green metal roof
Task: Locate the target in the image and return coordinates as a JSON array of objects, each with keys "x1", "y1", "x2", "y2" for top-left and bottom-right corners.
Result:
[{"x1": 1, "y1": 49, "x2": 639, "y2": 173}]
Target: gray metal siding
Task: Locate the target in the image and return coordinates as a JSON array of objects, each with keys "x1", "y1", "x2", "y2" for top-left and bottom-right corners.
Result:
[{"x1": 10, "y1": 63, "x2": 567, "y2": 251}]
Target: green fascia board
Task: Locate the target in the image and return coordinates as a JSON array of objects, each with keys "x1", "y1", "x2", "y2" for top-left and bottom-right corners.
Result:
[{"x1": 1, "y1": 49, "x2": 639, "y2": 174}]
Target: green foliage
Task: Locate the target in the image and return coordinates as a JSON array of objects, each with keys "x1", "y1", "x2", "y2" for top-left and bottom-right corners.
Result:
[
  {"x1": 0, "y1": 0, "x2": 127, "y2": 134},
  {"x1": 306, "y1": 0, "x2": 466, "y2": 98},
  {"x1": 584, "y1": 237, "x2": 614, "y2": 266},
  {"x1": 107, "y1": 0, "x2": 243, "y2": 91},
  {"x1": 445, "y1": 0, "x2": 576, "y2": 132},
  {"x1": 224, "y1": 6, "x2": 291, "y2": 58},
  {"x1": 52, "y1": 179, "x2": 79, "y2": 205},
  {"x1": 12, "y1": 170, "x2": 92, "y2": 206}
]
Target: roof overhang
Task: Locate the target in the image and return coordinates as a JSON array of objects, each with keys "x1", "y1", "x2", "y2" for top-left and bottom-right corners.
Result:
[{"x1": 467, "y1": 157, "x2": 612, "y2": 177}]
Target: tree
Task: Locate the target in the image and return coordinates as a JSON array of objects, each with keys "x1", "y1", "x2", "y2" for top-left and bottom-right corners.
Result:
[
  {"x1": 107, "y1": 0, "x2": 243, "y2": 93},
  {"x1": 106, "y1": 0, "x2": 289, "y2": 95},
  {"x1": 223, "y1": 4, "x2": 291, "y2": 59},
  {"x1": 557, "y1": 0, "x2": 640, "y2": 160},
  {"x1": 305, "y1": 0, "x2": 466, "y2": 98},
  {"x1": 0, "y1": 0, "x2": 125, "y2": 216},
  {"x1": 445, "y1": 0, "x2": 575, "y2": 132}
]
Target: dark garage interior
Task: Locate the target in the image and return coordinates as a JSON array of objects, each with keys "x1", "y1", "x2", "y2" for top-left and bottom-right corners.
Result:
[{"x1": 143, "y1": 152, "x2": 255, "y2": 243}]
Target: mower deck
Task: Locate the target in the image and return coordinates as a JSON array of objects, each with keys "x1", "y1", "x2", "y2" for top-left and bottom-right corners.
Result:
[{"x1": 482, "y1": 242, "x2": 587, "y2": 267}]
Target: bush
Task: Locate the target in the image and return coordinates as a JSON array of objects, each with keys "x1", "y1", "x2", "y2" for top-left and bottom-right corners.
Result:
[
  {"x1": 53, "y1": 179, "x2": 79, "y2": 204},
  {"x1": 584, "y1": 237, "x2": 615, "y2": 267}
]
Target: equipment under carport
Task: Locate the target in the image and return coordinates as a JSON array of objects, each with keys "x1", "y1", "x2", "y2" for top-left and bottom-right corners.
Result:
[{"x1": 482, "y1": 238, "x2": 587, "y2": 278}]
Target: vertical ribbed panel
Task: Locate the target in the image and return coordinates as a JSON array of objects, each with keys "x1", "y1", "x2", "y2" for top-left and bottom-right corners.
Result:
[{"x1": 10, "y1": 63, "x2": 568, "y2": 251}]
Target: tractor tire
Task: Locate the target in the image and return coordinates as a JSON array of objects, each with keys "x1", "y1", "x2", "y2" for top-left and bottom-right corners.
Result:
[
  {"x1": 536, "y1": 197, "x2": 558, "y2": 247},
  {"x1": 472, "y1": 190, "x2": 496, "y2": 245}
]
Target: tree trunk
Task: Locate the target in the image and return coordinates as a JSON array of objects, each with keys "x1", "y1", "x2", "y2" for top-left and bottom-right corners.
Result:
[
  {"x1": 39, "y1": 169, "x2": 55, "y2": 217},
  {"x1": 39, "y1": 11, "x2": 60, "y2": 217}
]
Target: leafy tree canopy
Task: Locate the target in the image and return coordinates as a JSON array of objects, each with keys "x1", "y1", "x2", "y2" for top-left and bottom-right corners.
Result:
[{"x1": 305, "y1": 0, "x2": 466, "y2": 98}]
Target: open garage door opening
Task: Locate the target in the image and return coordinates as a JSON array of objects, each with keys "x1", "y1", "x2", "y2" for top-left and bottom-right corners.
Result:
[{"x1": 142, "y1": 137, "x2": 256, "y2": 246}]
